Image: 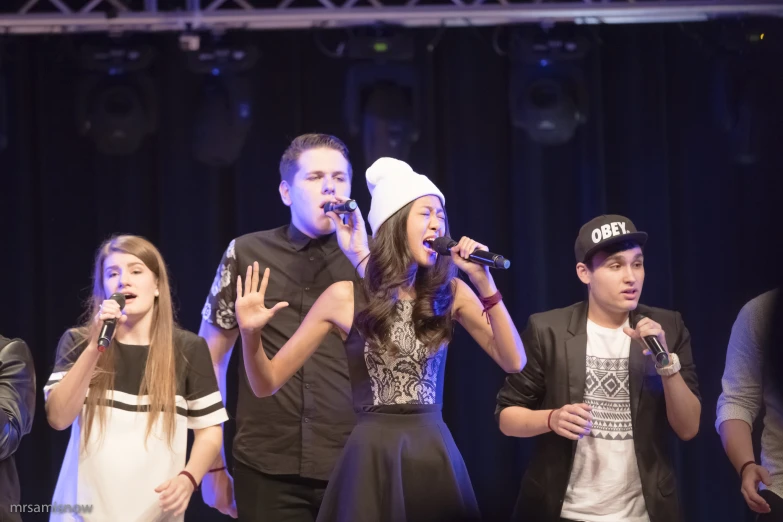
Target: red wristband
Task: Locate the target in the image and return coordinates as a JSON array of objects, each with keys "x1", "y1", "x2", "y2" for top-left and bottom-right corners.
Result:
[
  {"x1": 208, "y1": 466, "x2": 227, "y2": 473},
  {"x1": 479, "y1": 291, "x2": 503, "y2": 323},
  {"x1": 547, "y1": 409, "x2": 555, "y2": 432},
  {"x1": 179, "y1": 470, "x2": 198, "y2": 491},
  {"x1": 739, "y1": 461, "x2": 756, "y2": 478}
]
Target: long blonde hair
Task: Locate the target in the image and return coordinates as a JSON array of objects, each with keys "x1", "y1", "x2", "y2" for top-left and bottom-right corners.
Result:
[{"x1": 75, "y1": 235, "x2": 178, "y2": 450}]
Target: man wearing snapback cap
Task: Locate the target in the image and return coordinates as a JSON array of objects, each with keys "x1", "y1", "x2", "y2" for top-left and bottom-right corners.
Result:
[{"x1": 495, "y1": 214, "x2": 701, "y2": 522}]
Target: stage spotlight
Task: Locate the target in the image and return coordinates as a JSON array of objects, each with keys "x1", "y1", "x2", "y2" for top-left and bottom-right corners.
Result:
[
  {"x1": 509, "y1": 27, "x2": 590, "y2": 146},
  {"x1": 185, "y1": 37, "x2": 258, "y2": 167},
  {"x1": 76, "y1": 43, "x2": 158, "y2": 156},
  {"x1": 343, "y1": 29, "x2": 421, "y2": 165}
]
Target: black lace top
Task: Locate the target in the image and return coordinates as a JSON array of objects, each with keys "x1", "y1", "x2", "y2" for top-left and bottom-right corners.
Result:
[{"x1": 344, "y1": 288, "x2": 449, "y2": 408}]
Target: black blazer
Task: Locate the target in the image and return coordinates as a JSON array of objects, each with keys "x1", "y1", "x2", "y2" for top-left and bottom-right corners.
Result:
[
  {"x1": 496, "y1": 302, "x2": 700, "y2": 522},
  {"x1": 0, "y1": 336, "x2": 36, "y2": 522}
]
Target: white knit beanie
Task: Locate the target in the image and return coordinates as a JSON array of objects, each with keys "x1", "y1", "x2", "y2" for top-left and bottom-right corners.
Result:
[{"x1": 366, "y1": 157, "x2": 445, "y2": 237}]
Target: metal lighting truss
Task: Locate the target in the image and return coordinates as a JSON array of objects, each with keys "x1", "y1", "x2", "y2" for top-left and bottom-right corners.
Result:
[{"x1": 0, "y1": 0, "x2": 779, "y2": 33}]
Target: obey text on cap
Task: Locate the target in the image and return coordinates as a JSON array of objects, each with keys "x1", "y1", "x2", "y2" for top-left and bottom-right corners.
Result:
[{"x1": 591, "y1": 222, "x2": 629, "y2": 244}]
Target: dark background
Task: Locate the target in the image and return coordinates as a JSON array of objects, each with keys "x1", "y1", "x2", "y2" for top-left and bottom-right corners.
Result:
[{"x1": 1, "y1": 19, "x2": 782, "y2": 522}]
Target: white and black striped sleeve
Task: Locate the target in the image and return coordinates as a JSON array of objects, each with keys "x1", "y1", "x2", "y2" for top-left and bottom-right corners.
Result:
[
  {"x1": 183, "y1": 335, "x2": 228, "y2": 429},
  {"x1": 44, "y1": 329, "x2": 88, "y2": 401}
]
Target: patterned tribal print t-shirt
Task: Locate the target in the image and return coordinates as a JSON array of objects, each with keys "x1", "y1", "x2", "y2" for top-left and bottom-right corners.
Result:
[{"x1": 560, "y1": 319, "x2": 649, "y2": 522}]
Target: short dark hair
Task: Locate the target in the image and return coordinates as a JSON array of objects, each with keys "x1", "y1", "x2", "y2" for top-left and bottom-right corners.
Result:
[
  {"x1": 279, "y1": 133, "x2": 352, "y2": 184},
  {"x1": 584, "y1": 240, "x2": 641, "y2": 270}
]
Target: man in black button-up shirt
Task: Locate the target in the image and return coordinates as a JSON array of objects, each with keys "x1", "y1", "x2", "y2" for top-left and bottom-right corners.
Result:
[{"x1": 199, "y1": 134, "x2": 359, "y2": 521}]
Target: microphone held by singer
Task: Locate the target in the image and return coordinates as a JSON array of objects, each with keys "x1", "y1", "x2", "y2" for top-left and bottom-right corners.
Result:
[
  {"x1": 324, "y1": 200, "x2": 358, "y2": 214},
  {"x1": 633, "y1": 314, "x2": 669, "y2": 366},
  {"x1": 98, "y1": 293, "x2": 126, "y2": 350},
  {"x1": 431, "y1": 237, "x2": 511, "y2": 270}
]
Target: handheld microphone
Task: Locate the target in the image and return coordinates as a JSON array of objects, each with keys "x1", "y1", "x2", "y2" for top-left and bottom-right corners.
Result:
[
  {"x1": 633, "y1": 314, "x2": 669, "y2": 367},
  {"x1": 432, "y1": 237, "x2": 511, "y2": 269},
  {"x1": 324, "y1": 200, "x2": 358, "y2": 214},
  {"x1": 98, "y1": 293, "x2": 126, "y2": 352}
]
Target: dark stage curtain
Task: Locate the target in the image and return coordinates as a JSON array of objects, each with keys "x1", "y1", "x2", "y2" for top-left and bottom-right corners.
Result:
[{"x1": 1, "y1": 21, "x2": 782, "y2": 522}]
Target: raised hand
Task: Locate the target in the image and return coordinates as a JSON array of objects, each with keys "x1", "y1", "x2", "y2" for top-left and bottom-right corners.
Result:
[
  {"x1": 449, "y1": 236, "x2": 491, "y2": 280},
  {"x1": 90, "y1": 298, "x2": 127, "y2": 344},
  {"x1": 325, "y1": 197, "x2": 370, "y2": 267},
  {"x1": 623, "y1": 317, "x2": 670, "y2": 360},
  {"x1": 95, "y1": 298, "x2": 127, "y2": 326},
  {"x1": 235, "y1": 262, "x2": 289, "y2": 333}
]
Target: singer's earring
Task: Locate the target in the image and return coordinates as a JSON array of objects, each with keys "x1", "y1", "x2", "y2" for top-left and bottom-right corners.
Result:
[{"x1": 155, "y1": 289, "x2": 159, "y2": 297}]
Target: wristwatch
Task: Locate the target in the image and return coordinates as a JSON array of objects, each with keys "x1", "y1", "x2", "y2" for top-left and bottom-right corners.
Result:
[{"x1": 656, "y1": 352, "x2": 680, "y2": 376}]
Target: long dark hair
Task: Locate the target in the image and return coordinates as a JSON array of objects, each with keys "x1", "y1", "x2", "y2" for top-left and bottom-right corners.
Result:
[{"x1": 356, "y1": 200, "x2": 458, "y2": 354}]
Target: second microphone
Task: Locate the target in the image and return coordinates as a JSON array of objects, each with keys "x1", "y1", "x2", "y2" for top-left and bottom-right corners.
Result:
[{"x1": 432, "y1": 237, "x2": 511, "y2": 269}]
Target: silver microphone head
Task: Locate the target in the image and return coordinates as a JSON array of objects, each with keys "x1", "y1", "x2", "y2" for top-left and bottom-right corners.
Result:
[{"x1": 324, "y1": 200, "x2": 358, "y2": 214}]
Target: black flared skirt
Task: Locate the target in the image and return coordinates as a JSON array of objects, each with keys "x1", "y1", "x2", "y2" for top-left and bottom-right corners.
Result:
[{"x1": 316, "y1": 404, "x2": 481, "y2": 522}]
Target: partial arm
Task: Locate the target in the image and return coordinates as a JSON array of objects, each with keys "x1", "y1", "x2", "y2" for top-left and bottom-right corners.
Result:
[
  {"x1": 453, "y1": 277, "x2": 525, "y2": 373},
  {"x1": 237, "y1": 264, "x2": 354, "y2": 397},
  {"x1": 0, "y1": 339, "x2": 36, "y2": 459}
]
